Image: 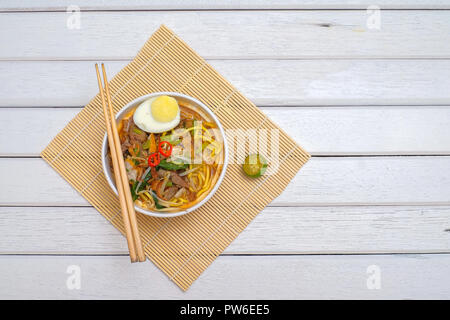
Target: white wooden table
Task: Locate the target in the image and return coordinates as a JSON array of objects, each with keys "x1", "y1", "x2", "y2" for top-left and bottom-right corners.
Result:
[{"x1": 0, "y1": 1, "x2": 449, "y2": 299}]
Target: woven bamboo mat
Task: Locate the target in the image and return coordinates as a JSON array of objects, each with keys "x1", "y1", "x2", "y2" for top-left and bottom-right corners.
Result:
[{"x1": 41, "y1": 25, "x2": 310, "y2": 291}]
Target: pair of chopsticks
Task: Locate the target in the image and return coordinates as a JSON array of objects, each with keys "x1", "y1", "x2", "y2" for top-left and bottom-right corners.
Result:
[{"x1": 95, "y1": 63, "x2": 145, "y2": 263}]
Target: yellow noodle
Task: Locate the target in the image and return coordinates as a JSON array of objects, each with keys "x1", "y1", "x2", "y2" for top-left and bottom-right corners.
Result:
[
  {"x1": 197, "y1": 165, "x2": 211, "y2": 197},
  {"x1": 194, "y1": 174, "x2": 202, "y2": 191}
]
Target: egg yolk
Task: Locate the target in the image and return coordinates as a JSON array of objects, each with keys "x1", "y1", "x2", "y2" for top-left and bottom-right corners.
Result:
[{"x1": 151, "y1": 96, "x2": 179, "y2": 122}]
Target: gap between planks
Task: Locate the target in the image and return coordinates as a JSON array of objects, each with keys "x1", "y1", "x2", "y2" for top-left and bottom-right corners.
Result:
[
  {"x1": 2, "y1": 202, "x2": 450, "y2": 208},
  {"x1": 4, "y1": 57, "x2": 450, "y2": 62},
  {"x1": 2, "y1": 0, "x2": 450, "y2": 11},
  {"x1": 1, "y1": 252, "x2": 450, "y2": 256},
  {"x1": 4, "y1": 155, "x2": 450, "y2": 158}
]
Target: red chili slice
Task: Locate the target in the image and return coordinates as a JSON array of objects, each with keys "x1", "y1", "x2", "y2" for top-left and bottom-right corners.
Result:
[
  {"x1": 158, "y1": 141, "x2": 173, "y2": 157},
  {"x1": 148, "y1": 152, "x2": 160, "y2": 167}
]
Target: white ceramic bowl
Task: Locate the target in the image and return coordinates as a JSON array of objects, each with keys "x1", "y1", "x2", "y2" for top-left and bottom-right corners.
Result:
[{"x1": 101, "y1": 92, "x2": 228, "y2": 218}]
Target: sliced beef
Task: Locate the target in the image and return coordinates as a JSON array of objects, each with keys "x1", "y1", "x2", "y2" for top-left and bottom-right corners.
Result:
[
  {"x1": 123, "y1": 117, "x2": 132, "y2": 133},
  {"x1": 163, "y1": 186, "x2": 179, "y2": 200},
  {"x1": 175, "y1": 118, "x2": 194, "y2": 130},
  {"x1": 121, "y1": 139, "x2": 131, "y2": 152},
  {"x1": 186, "y1": 190, "x2": 196, "y2": 202},
  {"x1": 157, "y1": 169, "x2": 169, "y2": 178},
  {"x1": 174, "y1": 187, "x2": 186, "y2": 199},
  {"x1": 129, "y1": 124, "x2": 148, "y2": 144},
  {"x1": 170, "y1": 172, "x2": 189, "y2": 188},
  {"x1": 150, "y1": 167, "x2": 158, "y2": 179}
]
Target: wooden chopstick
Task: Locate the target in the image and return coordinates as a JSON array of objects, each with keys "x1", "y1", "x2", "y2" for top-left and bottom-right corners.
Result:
[
  {"x1": 101, "y1": 63, "x2": 146, "y2": 262},
  {"x1": 95, "y1": 63, "x2": 146, "y2": 263}
]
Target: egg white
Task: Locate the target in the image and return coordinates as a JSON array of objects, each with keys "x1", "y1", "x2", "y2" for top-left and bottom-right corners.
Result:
[{"x1": 133, "y1": 97, "x2": 180, "y2": 133}]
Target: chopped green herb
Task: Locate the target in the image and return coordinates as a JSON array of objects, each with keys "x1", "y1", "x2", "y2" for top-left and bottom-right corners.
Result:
[
  {"x1": 130, "y1": 180, "x2": 138, "y2": 201},
  {"x1": 150, "y1": 191, "x2": 166, "y2": 209},
  {"x1": 157, "y1": 159, "x2": 188, "y2": 171},
  {"x1": 160, "y1": 135, "x2": 181, "y2": 145},
  {"x1": 134, "y1": 169, "x2": 153, "y2": 195}
]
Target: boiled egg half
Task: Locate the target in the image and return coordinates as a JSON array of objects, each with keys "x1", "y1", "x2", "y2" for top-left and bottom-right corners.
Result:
[{"x1": 133, "y1": 95, "x2": 180, "y2": 133}]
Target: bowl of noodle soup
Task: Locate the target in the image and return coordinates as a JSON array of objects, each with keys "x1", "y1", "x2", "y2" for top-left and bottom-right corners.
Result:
[{"x1": 101, "y1": 92, "x2": 228, "y2": 218}]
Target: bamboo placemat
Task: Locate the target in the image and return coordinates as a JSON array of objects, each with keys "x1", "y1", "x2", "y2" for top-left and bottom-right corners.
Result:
[{"x1": 41, "y1": 25, "x2": 310, "y2": 291}]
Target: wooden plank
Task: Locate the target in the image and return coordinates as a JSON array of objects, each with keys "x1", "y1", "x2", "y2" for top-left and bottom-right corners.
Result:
[
  {"x1": 0, "y1": 254, "x2": 449, "y2": 299},
  {"x1": 2, "y1": 106, "x2": 450, "y2": 156},
  {"x1": 1, "y1": 11, "x2": 450, "y2": 60},
  {"x1": 0, "y1": 206, "x2": 448, "y2": 255},
  {"x1": 2, "y1": 60, "x2": 450, "y2": 107},
  {"x1": 0, "y1": 108, "x2": 78, "y2": 156},
  {"x1": 1, "y1": 156, "x2": 449, "y2": 206},
  {"x1": 2, "y1": 0, "x2": 450, "y2": 11},
  {"x1": 265, "y1": 106, "x2": 450, "y2": 155}
]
